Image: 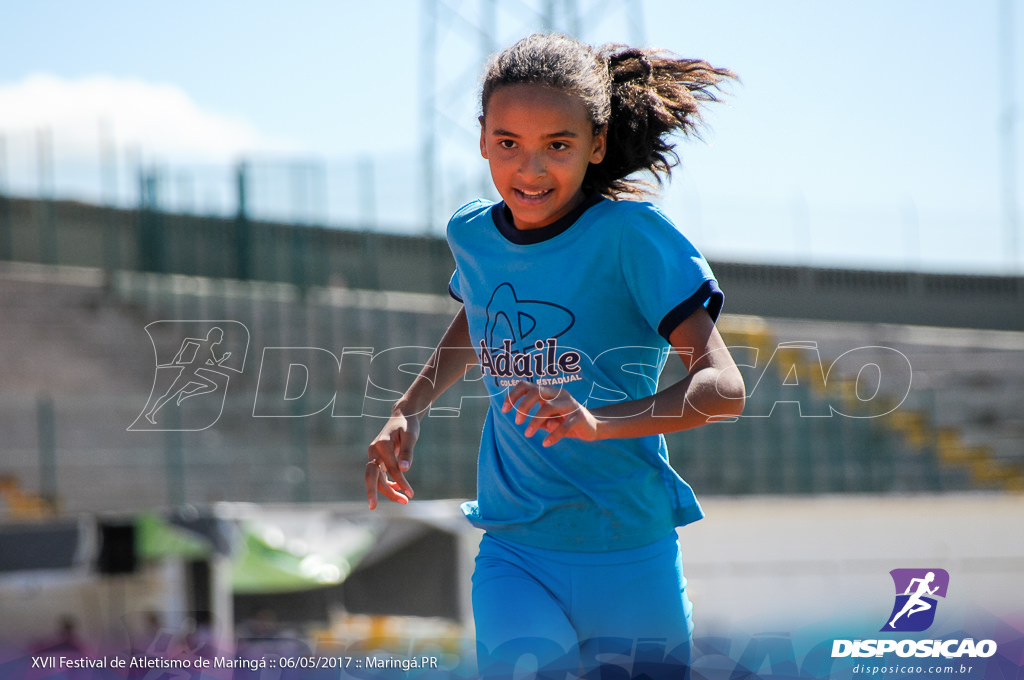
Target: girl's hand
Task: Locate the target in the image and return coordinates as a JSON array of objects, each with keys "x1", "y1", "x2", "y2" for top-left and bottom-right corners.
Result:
[
  {"x1": 365, "y1": 413, "x2": 419, "y2": 509},
  {"x1": 502, "y1": 382, "x2": 601, "y2": 447}
]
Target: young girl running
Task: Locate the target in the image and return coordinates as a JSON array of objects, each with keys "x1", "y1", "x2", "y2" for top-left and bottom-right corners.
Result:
[{"x1": 366, "y1": 33, "x2": 744, "y2": 679}]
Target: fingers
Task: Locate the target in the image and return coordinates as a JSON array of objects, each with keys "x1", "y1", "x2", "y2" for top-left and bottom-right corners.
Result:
[
  {"x1": 499, "y1": 381, "x2": 598, "y2": 445},
  {"x1": 365, "y1": 459, "x2": 409, "y2": 509},
  {"x1": 523, "y1": 402, "x2": 561, "y2": 438},
  {"x1": 512, "y1": 390, "x2": 543, "y2": 426},
  {"x1": 501, "y1": 381, "x2": 535, "y2": 420},
  {"x1": 502, "y1": 382, "x2": 582, "y2": 435},
  {"x1": 365, "y1": 424, "x2": 417, "y2": 509},
  {"x1": 541, "y1": 418, "x2": 573, "y2": 448},
  {"x1": 502, "y1": 382, "x2": 555, "y2": 422},
  {"x1": 381, "y1": 431, "x2": 415, "y2": 498},
  {"x1": 502, "y1": 383, "x2": 541, "y2": 433},
  {"x1": 365, "y1": 460, "x2": 382, "y2": 510},
  {"x1": 396, "y1": 429, "x2": 415, "y2": 473}
]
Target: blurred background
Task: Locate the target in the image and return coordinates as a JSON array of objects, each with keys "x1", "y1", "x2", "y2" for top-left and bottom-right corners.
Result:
[{"x1": 1, "y1": 0, "x2": 1022, "y2": 676}]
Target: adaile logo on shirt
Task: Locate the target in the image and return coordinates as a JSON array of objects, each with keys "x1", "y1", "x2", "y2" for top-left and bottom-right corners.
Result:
[
  {"x1": 480, "y1": 283, "x2": 582, "y2": 387},
  {"x1": 478, "y1": 338, "x2": 582, "y2": 383}
]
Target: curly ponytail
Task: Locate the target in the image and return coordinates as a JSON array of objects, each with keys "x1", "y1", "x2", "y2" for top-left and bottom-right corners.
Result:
[
  {"x1": 594, "y1": 45, "x2": 736, "y2": 197},
  {"x1": 480, "y1": 34, "x2": 736, "y2": 199}
]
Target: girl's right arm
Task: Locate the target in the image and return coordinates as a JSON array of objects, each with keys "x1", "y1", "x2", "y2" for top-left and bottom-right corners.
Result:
[{"x1": 365, "y1": 306, "x2": 477, "y2": 509}]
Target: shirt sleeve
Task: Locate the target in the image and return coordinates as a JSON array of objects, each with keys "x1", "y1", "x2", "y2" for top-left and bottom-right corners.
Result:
[
  {"x1": 619, "y1": 204, "x2": 724, "y2": 342},
  {"x1": 448, "y1": 269, "x2": 463, "y2": 302},
  {"x1": 445, "y1": 200, "x2": 491, "y2": 304}
]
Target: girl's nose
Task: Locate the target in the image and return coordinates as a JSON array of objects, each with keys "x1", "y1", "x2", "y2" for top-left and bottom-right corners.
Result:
[{"x1": 519, "y1": 151, "x2": 546, "y2": 177}]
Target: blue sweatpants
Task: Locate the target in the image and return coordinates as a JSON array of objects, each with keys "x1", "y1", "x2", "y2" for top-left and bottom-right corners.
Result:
[{"x1": 472, "y1": 532, "x2": 693, "y2": 679}]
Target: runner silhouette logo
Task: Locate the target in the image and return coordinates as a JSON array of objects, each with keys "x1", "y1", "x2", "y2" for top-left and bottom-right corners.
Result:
[
  {"x1": 129, "y1": 321, "x2": 250, "y2": 431},
  {"x1": 881, "y1": 568, "x2": 949, "y2": 632}
]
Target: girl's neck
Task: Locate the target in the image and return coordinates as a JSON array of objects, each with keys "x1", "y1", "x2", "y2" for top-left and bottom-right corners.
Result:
[
  {"x1": 495, "y1": 192, "x2": 604, "y2": 246},
  {"x1": 511, "y1": 188, "x2": 587, "y2": 232}
]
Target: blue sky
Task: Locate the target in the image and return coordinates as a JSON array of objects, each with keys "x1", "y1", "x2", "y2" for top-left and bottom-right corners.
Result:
[{"x1": 0, "y1": 1, "x2": 1020, "y2": 274}]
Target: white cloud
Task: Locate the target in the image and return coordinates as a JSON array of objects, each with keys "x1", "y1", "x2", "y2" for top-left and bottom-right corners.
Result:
[{"x1": 0, "y1": 73, "x2": 292, "y2": 163}]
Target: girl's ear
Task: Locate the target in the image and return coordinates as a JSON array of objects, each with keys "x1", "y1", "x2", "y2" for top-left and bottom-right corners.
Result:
[
  {"x1": 479, "y1": 116, "x2": 489, "y2": 159},
  {"x1": 590, "y1": 124, "x2": 608, "y2": 164}
]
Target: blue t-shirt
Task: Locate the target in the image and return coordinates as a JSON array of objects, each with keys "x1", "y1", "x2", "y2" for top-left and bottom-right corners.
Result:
[{"x1": 446, "y1": 194, "x2": 723, "y2": 552}]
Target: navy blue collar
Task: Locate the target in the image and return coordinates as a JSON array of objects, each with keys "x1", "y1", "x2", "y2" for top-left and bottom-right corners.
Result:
[{"x1": 491, "y1": 192, "x2": 605, "y2": 245}]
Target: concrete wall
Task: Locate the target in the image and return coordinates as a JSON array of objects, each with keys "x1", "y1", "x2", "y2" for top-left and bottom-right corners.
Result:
[
  {"x1": 681, "y1": 493, "x2": 1024, "y2": 633},
  {"x1": 1, "y1": 196, "x2": 1021, "y2": 330}
]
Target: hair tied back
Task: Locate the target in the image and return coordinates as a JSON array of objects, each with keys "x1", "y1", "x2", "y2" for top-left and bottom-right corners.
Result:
[
  {"x1": 481, "y1": 34, "x2": 736, "y2": 198},
  {"x1": 607, "y1": 49, "x2": 653, "y2": 84}
]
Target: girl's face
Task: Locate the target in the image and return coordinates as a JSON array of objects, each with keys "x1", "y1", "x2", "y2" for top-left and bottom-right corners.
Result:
[{"x1": 480, "y1": 84, "x2": 606, "y2": 231}]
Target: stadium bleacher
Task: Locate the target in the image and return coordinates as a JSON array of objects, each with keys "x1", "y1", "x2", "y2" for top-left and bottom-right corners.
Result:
[{"x1": 2, "y1": 251, "x2": 1020, "y2": 516}]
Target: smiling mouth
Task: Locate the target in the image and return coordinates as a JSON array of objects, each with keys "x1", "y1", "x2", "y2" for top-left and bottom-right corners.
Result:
[{"x1": 514, "y1": 188, "x2": 553, "y2": 202}]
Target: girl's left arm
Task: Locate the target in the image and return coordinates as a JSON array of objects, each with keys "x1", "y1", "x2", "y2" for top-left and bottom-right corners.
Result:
[{"x1": 503, "y1": 307, "x2": 745, "y2": 446}]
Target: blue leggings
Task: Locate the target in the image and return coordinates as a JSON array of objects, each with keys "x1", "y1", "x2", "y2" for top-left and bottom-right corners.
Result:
[{"x1": 472, "y1": 532, "x2": 693, "y2": 679}]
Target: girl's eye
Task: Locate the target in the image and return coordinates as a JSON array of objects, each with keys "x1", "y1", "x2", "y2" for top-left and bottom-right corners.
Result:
[
  {"x1": 550, "y1": 141, "x2": 569, "y2": 151},
  {"x1": 498, "y1": 140, "x2": 516, "y2": 149}
]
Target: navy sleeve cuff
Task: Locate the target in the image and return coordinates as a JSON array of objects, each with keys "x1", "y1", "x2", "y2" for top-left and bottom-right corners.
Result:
[
  {"x1": 448, "y1": 283, "x2": 463, "y2": 303},
  {"x1": 656, "y1": 280, "x2": 724, "y2": 342}
]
